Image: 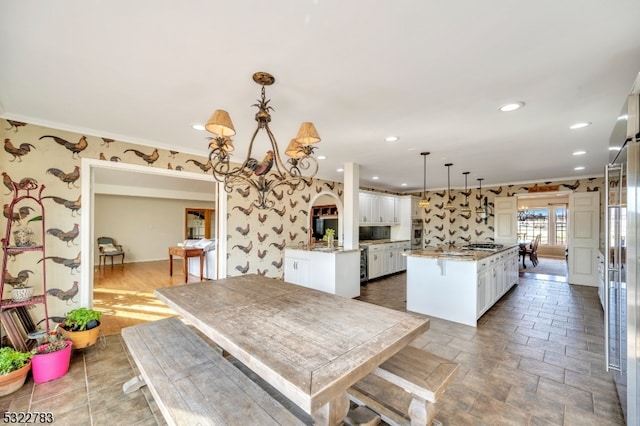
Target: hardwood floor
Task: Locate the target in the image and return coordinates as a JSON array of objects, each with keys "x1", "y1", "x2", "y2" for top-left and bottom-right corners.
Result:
[{"x1": 93, "y1": 259, "x2": 205, "y2": 335}]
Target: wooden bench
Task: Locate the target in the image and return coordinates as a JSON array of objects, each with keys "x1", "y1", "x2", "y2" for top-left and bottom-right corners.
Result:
[
  {"x1": 121, "y1": 317, "x2": 304, "y2": 426},
  {"x1": 348, "y1": 345, "x2": 459, "y2": 426}
]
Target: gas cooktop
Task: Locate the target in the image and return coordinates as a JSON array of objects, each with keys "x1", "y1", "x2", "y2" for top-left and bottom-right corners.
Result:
[{"x1": 462, "y1": 243, "x2": 504, "y2": 251}]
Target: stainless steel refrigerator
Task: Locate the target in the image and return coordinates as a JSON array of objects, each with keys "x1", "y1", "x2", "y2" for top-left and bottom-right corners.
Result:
[{"x1": 606, "y1": 73, "x2": 640, "y2": 425}]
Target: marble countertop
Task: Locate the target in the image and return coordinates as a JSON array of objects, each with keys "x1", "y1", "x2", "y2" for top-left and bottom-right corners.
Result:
[
  {"x1": 404, "y1": 245, "x2": 518, "y2": 261},
  {"x1": 286, "y1": 245, "x2": 361, "y2": 253}
]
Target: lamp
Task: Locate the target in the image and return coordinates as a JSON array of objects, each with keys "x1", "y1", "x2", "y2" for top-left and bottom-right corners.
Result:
[
  {"x1": 444, "y1": 163, "x2": 455, "y2": 211},
  {"x1": 461, "y1": 171, "x2": 471, "y2": 213},
  {"x1": 205, "y1": 72, "x2": 321, "y2": 209},
  {"x1": 418, "y1": 152, "x2": 430, "y2": 208},
  {"x1": 476, "y1": 178, "x2": 490, "y2": 224}
]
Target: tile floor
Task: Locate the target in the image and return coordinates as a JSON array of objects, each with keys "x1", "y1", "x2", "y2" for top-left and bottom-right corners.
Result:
[{"x1": 0, "y1": 264, "x2": 625, "y2": 425}]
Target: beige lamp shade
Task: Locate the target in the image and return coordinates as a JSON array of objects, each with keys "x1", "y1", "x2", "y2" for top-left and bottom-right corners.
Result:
[
  {"x1": 295, "y1": 122, "x2": 320, "y2": 144},
  {"x1": 285, "y1": 139, "x2": 306, "y2": 158},
  {"x1": 205, "y1": 110, "x2": 236, "y2": 137}
]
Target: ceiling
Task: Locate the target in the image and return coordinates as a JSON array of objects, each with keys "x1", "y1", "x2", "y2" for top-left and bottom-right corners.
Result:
[{"x1": 2, "y1": 1, "x2": 640, "y2": 193}]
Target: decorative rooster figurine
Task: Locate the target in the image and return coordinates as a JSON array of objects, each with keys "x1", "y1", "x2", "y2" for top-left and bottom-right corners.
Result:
[{"x1": 245, "y1": 151, "x2": 274, "y2": 176}]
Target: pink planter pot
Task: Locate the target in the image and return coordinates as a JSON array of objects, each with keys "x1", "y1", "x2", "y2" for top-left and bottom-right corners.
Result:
[{"x1": 31, "y1": 341, "x2": 72, "y2": 383}]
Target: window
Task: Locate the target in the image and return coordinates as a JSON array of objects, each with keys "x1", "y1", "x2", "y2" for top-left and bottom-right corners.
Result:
[{"x1": 517, "y1": 205, "x2": 567, "y2": 246}]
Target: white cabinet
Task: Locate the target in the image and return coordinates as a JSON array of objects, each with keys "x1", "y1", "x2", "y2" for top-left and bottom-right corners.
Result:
[
  {"x1": 284, "y1": 250, "x2": 310, "y2": 286},
  {"x1": 366, "y1": 241, "x2": 410, "y2": 279},
  {"x1": 359, "y1": 191, "x2": 398, "y2": 225},
  {"x1": 284, "y1": 249, "x2": 360, "y2": 298}
]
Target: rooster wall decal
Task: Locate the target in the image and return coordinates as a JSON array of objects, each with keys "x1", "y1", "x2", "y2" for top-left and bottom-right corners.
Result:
[
  {"x1": 561, "y1": 180, "x2": 580, "y2": 191},
  {"x1": 488, "y1": 186, "x2": 502, "y2": 195},
  {"x1": 232, "y1": 204, "x2": 254, "y2": 216},
  {"x1": 297, "y1": 209, "x2": 308, "y2": 216},
  {"x1": 235, "y1": 224, "x2": 250, "y2": 236},
  {"x1": 39, "y1": 135, "x2": 88, "y2": 159},
  {"x1": 4, "y1": 138, "x2": 36, "y2": 162},
  {"x1": 38, "y1": 252, "x2": 81, "y2": 274},
  {"x1": 124, "y1": 148, "x2": 159, "y2": 165},
  {"x1": 46, "y1": 166, "x2": 80, "y2": 188},
  {"x1": 257, "y1": 232, "x2": 269, "y2": 243},
  {"x1": 269, "y1": 239, "x2": 286, "y2": 250},
  {"x1": 46, "y1": 223, "x2": 80, "y2": 246},
  {"x1": 301, "y1": 194, "x2": 311, "y2": 203},
  {"x1": 100, "y1": 138, "x2": 114, "y2": 147},
  {"x1": 2, "y1": 172, "x2": 17, "y2": 194},
  {"x1": 3, "y1": 204, "x2": 34, "y2": 224},
  {"x1": 5, "y1": 120, "x2": 27, "y2": 132},
  {"x1": 46, "y1": 281, "x2": 79, "y2": 304},
  {"x1": 232, "y1": 241, "x2": 253, "y2": 254},
  {"x1": 257, "y1": 269, "x2": 268, "y2": 276},
  {"x1": 324, "y1": 182, "x2": 336, "y2": 190},
  {"x1": 273, "y1": 190, "x2": 284, "y2": 201},
  {"x1": 185, "y1": 159, "x2": 212, "y2": 172},
  {"x1": 258, "y1": 213, "x2": 267, "y2": 224},
  {"x1": 289, "y1": 199, "x2": 298, "y2": 208},
  {"x1": 288, "y1": 231, "x2": 298, "y2": 241},
  {"x1": 245, "y1": 151, "x2": 274, "y2": 176},
  {"x1": 300, "y1": 226, "x2": 308, "y2": 234},
  {"x1": 3, "y1": 270, "x2": 33, "y2": 287},
  {"x1": 272, "y1": 206, "x2": 286, "y2": 217},
  {"x1": 236, "y1": 186, "x2": 251, "y2": 198},
  {"x1": 272, "y1": 224, "x2": 284, "y2": 235},
  {"x1": 42, "y1": 195, "x2": 81, "y2": 216},
  {"x1": 257, "y1": 249, "x2": 267, "y2": 259},
  {"x1": 235, "y1": 262, "x2": 250, "y2": 274},
  {"x1": 271, "y1": 258, "x2": 283, "y2": 269},
  {"x1": 289, "y1": 214, "x2": 297, "y2": 223}
]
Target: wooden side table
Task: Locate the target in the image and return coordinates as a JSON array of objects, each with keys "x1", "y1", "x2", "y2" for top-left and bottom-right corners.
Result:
[{"x1": 168, "y1": 246, "x2": 204, "y2": 283}]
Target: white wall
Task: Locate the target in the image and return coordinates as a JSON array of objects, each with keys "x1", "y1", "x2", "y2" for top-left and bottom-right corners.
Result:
[{"x1": 94, "y1": 194, "x2": 215, "y2": 264}]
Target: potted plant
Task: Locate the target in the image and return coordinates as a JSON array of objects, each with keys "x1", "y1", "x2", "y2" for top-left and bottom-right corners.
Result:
[
  {"x1": 0, "y1": 347, "x2": 32, "y2": 396},
  {"x1": 12, "y1": 215, "x2": 42, "y2": 247},
  {"x1": 58, "y1": 307, "x2": 102, "y2": 349},
  {"x1": 31, "y1": 331, "x2": 72, "y2": 383},
  {"x1": 323, "y1": 228, "x2": 335, "y2": 247}
]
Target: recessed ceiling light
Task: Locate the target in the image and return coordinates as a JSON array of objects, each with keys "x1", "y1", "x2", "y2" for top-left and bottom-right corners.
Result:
[
  {"x1": 385, "y1": 136, "x2": 399, "y2": 142},
  {"x1": 569, "y1": 122, "x2": 591, "y2": 130},
  {"x1": 572, "y1": 150, "x2": 587, "y2": 156},
  {"x1": 372, "y1": 176, "x2": 379, "y2": 180},
  {"x1": 609, "y1": 146, "x2": 621, "y2": 151},
  {"x1": 574, "y1": 166, "x2": 585, "y2": 171},
  {"x1": 498, "y1": 102, "x2": 525, "y2": 112},
  {"x1": 618, "y1": 114, "x2": 628, "y2": 121},
  {"x1": 401, "y1": 183, "x2": 407, "y2": 187},
  {"x1": 317, "y1": 155, "x2": 326, "y2": 160},
  {"x1": 192, "y1": 124, "x2": 205, "y2": 131},
  {"x1": 336, "y1": 168, "x2": 344, "y2": 172}
]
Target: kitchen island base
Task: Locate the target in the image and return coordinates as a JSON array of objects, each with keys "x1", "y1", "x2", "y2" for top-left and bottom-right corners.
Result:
[{"x1": 405, "y1": 247, "x2": 519, "y2": 327}]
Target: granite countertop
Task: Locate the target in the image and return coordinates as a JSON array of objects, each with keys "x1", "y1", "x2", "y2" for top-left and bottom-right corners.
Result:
[
  {"x1": 404, "y1": 245, "x2": 518, "y2": 261},
  {"x1": 287, "y1": 245, "x2": 361, "y2": 253},
  {"x1": 359, "y1": 239, "x2": 410, "y2": 246}
]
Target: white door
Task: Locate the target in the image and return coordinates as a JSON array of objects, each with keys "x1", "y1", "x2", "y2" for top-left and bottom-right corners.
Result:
[
  {"x1": 494, "y1": 196, "x2": 517, "y2": 244},
  {"x1": 568, "y1": 192, "x2": 599, "y2": 286}
]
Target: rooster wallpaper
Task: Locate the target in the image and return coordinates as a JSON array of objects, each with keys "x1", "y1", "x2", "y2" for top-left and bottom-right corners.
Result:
[{"x1": 1, "y1": 117, "x2": 605, "y2": 335}]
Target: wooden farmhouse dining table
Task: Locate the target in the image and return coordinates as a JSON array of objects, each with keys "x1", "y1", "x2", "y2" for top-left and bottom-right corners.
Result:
[{"x1": 154, "y1": 274, "x2": 430, "y2": 425}]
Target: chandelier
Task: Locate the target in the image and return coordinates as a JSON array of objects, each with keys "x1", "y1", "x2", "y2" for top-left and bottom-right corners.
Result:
[{"x1": 205, "y1": 72, "x2": 321, "y2": 209}]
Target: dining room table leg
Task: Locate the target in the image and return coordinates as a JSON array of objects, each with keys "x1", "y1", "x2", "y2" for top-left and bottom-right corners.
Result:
[{"x1": 312, "y1": 391, "x2": 350, "y2": 426}]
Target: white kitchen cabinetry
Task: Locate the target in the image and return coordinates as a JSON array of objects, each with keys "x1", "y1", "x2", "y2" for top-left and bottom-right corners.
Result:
[
  {"x1": 359, "y1": 191, "x2": 398, "y2": 225},
  {"x1": 406, "y1": 247, "x2": 519, "y2": 326},
  {"x1": 284, "y1": 249, "x2": 360, "y2": 298},
  {"x1": 366, "y1": 241, "x2": 410, "y2": 280},
  {"x1": 283, "y1": 250, "x2": 310, "y2": 287}
]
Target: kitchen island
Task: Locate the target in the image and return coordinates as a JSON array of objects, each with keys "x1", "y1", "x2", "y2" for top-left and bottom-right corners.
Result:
[
  {"x1": 284, "y1": 247, "x2": 361, "y2": 298},
  {"x1": 404, "y1": 245, "x2": 519, "y2": 326}
]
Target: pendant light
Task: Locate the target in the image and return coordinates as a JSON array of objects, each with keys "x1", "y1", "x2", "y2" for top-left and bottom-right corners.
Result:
[
  {"x1": 418, "y1": 152, "x2": 430, "y2": 207},
  {"x1": 461, "y1": 171, "x2": 471, "y2": 213},
  {"x1": 444, "y1": 163, "x2": 455, "y2": 210},
  {"x1": 476, "y1": 178, "x2": 488, "y2": 222}
]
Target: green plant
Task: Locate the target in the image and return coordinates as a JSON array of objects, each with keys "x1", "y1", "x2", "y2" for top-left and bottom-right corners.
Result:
[
  {"x1": 0, "y1": 347, "x2": 32, "y2": 375},
  {"x1": 32, "y1": 332, "x2": 69, "y2": 355},
  {"x1": 64, "y1": 307, "x2": 101, "y2": 331},
  {"x1": 322, "y1": 228, "x2": 335, "y2": 241}
]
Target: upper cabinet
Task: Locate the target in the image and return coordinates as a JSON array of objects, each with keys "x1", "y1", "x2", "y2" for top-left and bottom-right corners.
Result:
[{"x1": 359, "y1": 191, "x2": 399, "y2": 225}]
